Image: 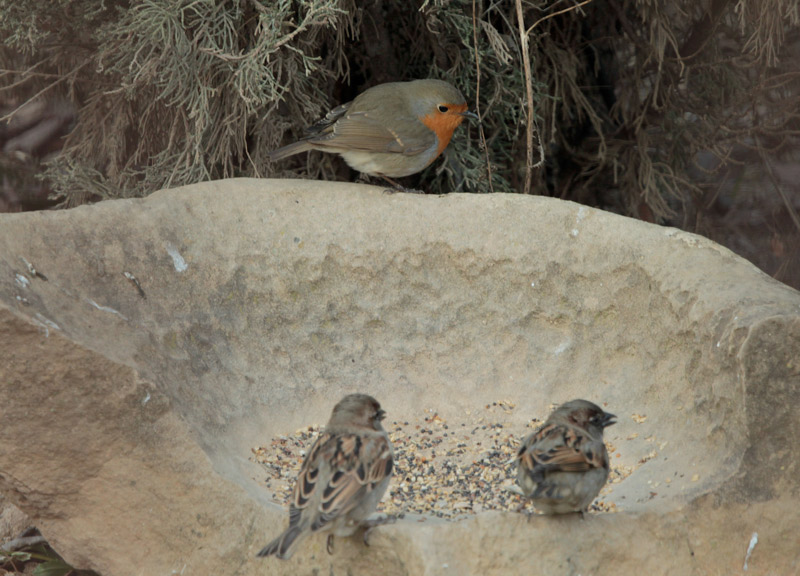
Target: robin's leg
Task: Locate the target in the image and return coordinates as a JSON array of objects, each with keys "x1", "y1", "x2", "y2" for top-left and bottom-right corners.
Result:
[
  {"x1": 377, "y1": 174, "x2": 424, "y2": 194},
  {"x1": 356, "y1": 172, "x2": 414, "y2": 194}
]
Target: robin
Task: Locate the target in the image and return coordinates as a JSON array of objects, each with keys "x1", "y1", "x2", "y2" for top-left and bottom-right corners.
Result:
[{"x1": 269, "y1": 79, "x2": 478, "y2": 187}]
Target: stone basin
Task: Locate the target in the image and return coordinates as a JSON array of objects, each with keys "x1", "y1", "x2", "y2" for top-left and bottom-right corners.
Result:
[{"x1": 1, "y1": 179, "x2": 799, "y2": 575}]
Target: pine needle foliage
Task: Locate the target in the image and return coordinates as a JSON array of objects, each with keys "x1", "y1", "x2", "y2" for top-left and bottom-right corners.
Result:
[{"x1": 1, "y1": 0, "x2": 799, "y2": 222}]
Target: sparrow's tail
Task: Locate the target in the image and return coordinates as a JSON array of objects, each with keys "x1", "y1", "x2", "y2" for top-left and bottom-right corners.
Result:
[
  {"x1": 268, "y1": 141, "x2": 313, "y2": 163},
  {"x1": 256, "y1": 525, "x2": 306, "y2": 560}
]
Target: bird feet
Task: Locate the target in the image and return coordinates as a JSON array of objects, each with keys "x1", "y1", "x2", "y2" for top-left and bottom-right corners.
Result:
[
  {"x1": 382, "y1": 185, "x2": 425, "y2": 195},
  {"x1": 375, "y1": 174, "x2": 424, "y2": 194},
  {"x1": 362, "y1": 514, "x2": 399, "y2": 546},
  {"x1": 326, "y1": 534, "x2": 335, "y2": 555}
]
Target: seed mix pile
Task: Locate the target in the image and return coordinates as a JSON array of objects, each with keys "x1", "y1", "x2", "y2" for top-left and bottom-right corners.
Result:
[{"x1": 252, "y1": 400, "x2": 636, "y2": 519}]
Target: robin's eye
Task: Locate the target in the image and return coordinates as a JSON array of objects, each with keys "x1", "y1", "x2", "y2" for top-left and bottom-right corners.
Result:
[{"x1": 438, "y1": 105, "x2": 449, "y2": 113}]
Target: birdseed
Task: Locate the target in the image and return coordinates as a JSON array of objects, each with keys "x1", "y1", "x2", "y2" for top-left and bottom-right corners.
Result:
[{"x1": 252, "y1": 400, "x2": 632, "y2": 519}]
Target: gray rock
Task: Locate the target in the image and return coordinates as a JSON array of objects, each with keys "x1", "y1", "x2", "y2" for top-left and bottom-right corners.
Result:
[
  {"x1": 0, "y1": 496, "x2": 31, "y2": 543},
  {"x1": 1, "y1": 179, "x2": 798, "y2": 575}
]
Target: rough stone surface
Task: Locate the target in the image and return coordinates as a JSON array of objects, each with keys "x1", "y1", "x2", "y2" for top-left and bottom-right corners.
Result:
[
  {"x1": 0, "y1": 497, "x2": 30, "y2": 542},
  {"x1": 1, "y1": 178, "x2": 799, "y2": 575}
]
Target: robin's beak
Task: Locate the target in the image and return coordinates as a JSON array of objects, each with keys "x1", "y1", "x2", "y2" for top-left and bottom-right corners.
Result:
[{"x1": 460, "y1": 110, "x2": 480, "y2": 122}]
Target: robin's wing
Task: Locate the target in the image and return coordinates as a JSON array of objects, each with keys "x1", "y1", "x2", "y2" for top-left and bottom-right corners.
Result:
[
  {"x1": 304, "y1": 102, "x2": 352, "y2": 136},
  {"x1": 292, "y1": 431, "x2": 393, "y2": 533},
  {"x1": 517, "y1": 423, "x2": 607, "y2": 478},
  {"x1": 304, "y1": 109, "x2": 436, "y2": 156}
]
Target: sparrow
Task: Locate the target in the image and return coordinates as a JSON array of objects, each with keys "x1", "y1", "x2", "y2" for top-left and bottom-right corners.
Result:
[
  {"x1": 257, "y1": 393, "x2": 394, "y2": 560},
  {"x1": 513, "y1": 399, "x2": 616, "y2": 514}
]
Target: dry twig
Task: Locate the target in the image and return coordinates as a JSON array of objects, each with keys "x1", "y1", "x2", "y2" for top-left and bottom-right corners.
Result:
[
  {"x1": 472, "y1": 0, "x2": 495, "y2": 193},
  {"x1": 514, "y1": 0, "x2": 590, "y2": 193}
]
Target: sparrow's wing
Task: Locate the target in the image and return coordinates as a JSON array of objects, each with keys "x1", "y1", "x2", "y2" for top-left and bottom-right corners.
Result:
[
  {"x1": 304, "y1": 109, "x2": 435, "y2": 156},
  {"x1": 292, "y1": 431, "x2": 393, "y2": 532},
  {"x1": 286, "y1": 432, "x2": 330, "y2": 528},
  {"x1": 518, "y1": 423, "x2": 607, "y2": 477}
]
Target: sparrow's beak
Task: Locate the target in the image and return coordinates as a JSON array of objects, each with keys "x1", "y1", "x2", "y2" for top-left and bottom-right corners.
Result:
[
  {"x1": 460, "y1": 110, "x2": 480, "y2": 122},
  {"x1": 376, "y1": 408, "x2": 386, "y2": 421},
  {"x1": 601, "y1": 412, "x2": 617, "y2": 428}
]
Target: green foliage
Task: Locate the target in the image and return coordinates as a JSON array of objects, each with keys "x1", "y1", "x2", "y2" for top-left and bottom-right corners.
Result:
[
  {"x1": 1, "y1": 540, "x2": 98, "y2": 576},
  {"x1": 1, "y1": 0, "x2": 799, "y2": 221},
  {"x1": 33, "y1": 557, "x2": 75, "y2": 576}
]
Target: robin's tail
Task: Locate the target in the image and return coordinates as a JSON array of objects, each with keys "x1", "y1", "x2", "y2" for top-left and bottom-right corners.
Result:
[
  {"x1": 268, "y1": 141, "x2": 313, "y2": 163},
  {"x1": 256, "y1": 525, "x2": 306, "y2": 560}
]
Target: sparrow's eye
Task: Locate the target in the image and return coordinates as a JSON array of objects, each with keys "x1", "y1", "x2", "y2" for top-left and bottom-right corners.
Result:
[{"x1": 438, "y1": 105, "x2": 449, "y2": 113}]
